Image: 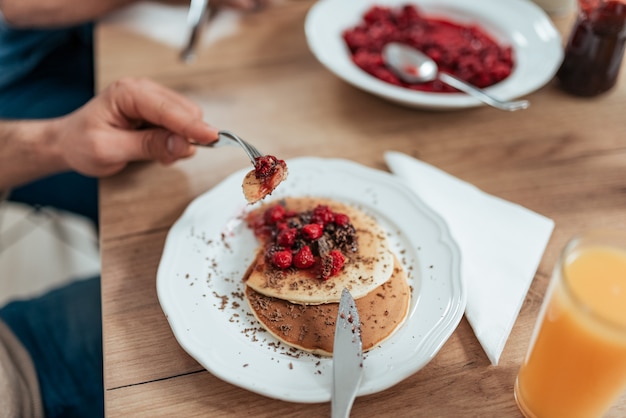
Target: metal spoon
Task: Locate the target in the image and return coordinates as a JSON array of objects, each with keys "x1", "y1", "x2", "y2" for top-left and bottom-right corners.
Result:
[{"x1": 382, "y1": 42, "x2": 529, "y2": 111}]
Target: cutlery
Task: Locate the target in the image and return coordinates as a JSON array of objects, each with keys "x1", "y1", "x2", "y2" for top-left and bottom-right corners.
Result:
[
  {"x1": 331, "y1": 288, "x2": 363, "y2": 418},
  {"x1": 180, "y1": 0, "x2": 214, "y2": 63},
  {"x1": 382, "y1": 42, "x2": 530, "y2": 111},
  {"x1": 191, "y1": 130, "x2": 263, "y2": 165}
]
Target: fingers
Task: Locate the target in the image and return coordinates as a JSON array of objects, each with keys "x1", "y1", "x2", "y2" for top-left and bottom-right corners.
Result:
[
  {"x1": 104, "y1": 77, "x2": 219, "y2": 144},
  {"x1": 110, "y1": 127, "x2": 198, "y2": 165},
  {"x1": 69, "y1": 77, "x2": 223, "y2": 175},
  {"x1": 166, "y1": 134, "x2": 196, "y2": 161}
]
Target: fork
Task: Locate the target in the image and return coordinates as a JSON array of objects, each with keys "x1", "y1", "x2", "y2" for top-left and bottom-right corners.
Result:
[
  {"x1": 180, "y1": 0, "x2": 212, "y2": 63},
  {"x1": 191, "y1": 130, "x2": 263, "y2": 166}
]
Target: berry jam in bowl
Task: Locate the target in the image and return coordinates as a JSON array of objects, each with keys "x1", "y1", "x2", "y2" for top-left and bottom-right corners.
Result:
[{"x1": 305, "y1": 0, "x2": 563, "y2": 110}]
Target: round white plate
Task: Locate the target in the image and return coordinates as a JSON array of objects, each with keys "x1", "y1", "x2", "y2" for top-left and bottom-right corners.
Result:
[
  {"x1": 305, "y1": 0, "x2": 563, "y2": 110},
  {"x1": 157, "y1": 157, "x2": 465, "y2": 402}
]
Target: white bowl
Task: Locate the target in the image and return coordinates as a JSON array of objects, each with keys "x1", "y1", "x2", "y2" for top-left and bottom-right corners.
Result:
[{"x1": 305, "y1": 0, "x2": 563, "y2": 110}]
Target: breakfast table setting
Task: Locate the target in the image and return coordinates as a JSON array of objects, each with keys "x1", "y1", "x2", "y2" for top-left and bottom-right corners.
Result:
[{"x1": 96, "y1": 0, "x2": 626, "y2": 416}]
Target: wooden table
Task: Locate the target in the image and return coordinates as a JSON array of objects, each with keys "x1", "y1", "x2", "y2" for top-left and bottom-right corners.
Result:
[{"x1": 96, "y1": 1, "x2": 626, "y2": 416}]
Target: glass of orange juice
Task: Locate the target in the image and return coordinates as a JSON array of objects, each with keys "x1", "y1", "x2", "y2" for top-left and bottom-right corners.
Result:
[{"x1": 515, "y1": 230, "x2": 626, "y2": 418}]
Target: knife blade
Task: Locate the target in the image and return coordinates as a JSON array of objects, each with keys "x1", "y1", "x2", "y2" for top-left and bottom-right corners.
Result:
[{"x1": 331, "y1": 288, "x2": 363, "y2": 418}]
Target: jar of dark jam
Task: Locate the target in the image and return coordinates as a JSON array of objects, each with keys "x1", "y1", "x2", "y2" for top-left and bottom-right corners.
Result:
[{"x1": 557, "y1": 0, "x2": 626, "y2": 96}]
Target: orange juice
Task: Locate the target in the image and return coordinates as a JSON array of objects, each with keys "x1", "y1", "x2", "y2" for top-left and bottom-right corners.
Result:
[{"x1": 515, "y1": 241, "x2": 626, "y2": 418}]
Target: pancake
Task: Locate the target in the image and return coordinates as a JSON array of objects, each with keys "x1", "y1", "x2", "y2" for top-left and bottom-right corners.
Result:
[
  {"x1": 245, "y1": 197, "x2": 395, "y2": 304},
  {"x1": 245, "y1": 257, "x2": 411, "y2": 356},
  {"x1": 242, "y1": 155, "x2": 288, "y2": 204}
]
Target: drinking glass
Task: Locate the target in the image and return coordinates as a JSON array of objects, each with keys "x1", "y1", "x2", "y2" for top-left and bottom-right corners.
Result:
[{"x1": 515, "y1": 230, "x2": 626, "y2": 418}]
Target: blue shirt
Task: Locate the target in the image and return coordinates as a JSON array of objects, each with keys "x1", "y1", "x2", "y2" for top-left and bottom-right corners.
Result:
[{"x1": 0, "y1": 14, "x2": 93, "y2": 91}]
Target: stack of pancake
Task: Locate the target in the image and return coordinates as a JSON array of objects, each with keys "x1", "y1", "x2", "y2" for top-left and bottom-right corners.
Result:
[{"x1": 244, "y1": 197, "x2": 411, "y2": 356}]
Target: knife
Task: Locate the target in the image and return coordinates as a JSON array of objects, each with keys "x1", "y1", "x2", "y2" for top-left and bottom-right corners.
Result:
[{"x1": 331, "y1": 288, "x2": 364, "y2": 418}]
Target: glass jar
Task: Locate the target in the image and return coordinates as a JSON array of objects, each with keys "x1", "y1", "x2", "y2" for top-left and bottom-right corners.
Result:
[{"x1": 556, "y1": 0, "x2": 626, "y2": 97}]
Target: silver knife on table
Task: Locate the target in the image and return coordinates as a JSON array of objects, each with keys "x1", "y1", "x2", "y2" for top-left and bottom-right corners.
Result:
[{"x1": 331, "y1": 288, "x2": 364, "y2": 418}]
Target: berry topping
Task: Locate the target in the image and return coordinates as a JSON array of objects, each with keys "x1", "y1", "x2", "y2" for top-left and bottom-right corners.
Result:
[
  {"x1": 293, "y1": 246, "x2": 315, "y2": 269},
  {"x1": 271, "y1": 250, "x2": 292, "y2": 269},
  {"x1": 254, "y1": 155, "x2": 286, "y2": 180},
  {"x1": 311, "y1": 205, "x2": 335, "y2": 225},
  {"x1": 277, "y1": 228, "x2": 298, "y2": 248},
  {"x1": 334, "y1": 213, "x2": 350, "y2": 227},
  {"x1": 264, "y1": 204, "x2": 286, "y2": 224},
  {"x1": 321, "y1": 249, "x2": 347, "y2": 280},
  {"x1": 243, "y1": 155, "x2": 288, "y2": 204},
  {"x1": 329, "y1": 250, "x2": 346, "y2": 276},
  {"x1": 343, "y1": 4, "x2": 514, "y2": 92},
  {"x1": 301, "y1": 223, "x2": 323, "y2": 240},
  {"x1": 250, "y1": 201, "x2": 358, "y2": 280}
]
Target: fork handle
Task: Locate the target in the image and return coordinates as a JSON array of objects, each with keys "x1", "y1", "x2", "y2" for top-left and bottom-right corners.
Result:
[{"x1": 189, "y1": 131, "x2": 259, "y2": 166}]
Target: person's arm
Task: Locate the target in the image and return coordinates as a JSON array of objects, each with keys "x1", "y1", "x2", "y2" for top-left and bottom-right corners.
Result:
[
  {"x1": 0, "y1": 77, "x2": 218, "y2": 190},
  {"x1": 0, "y1": 0, "x2": 270, "y2": 28},
  {"x1": 0, "y1": 0, "x2": 137, "y2": 27},
  {"x1": 0, "y1": 119, "x2": 66, "y2": 190}
]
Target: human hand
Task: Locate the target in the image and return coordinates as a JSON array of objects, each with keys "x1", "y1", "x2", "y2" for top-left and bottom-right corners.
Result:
[{"x1": 56, "y1": 77, "x2": 218, "y2": 178}]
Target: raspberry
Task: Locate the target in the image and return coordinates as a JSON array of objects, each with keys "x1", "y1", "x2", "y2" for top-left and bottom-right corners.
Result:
[
  {"x1": 250, "y1": 201, "x2": 358, "y2": 281},
  {"x1": 329, "y1": 250, "x2": 346, "y2": 277},
  {"x1": 311, "y1": 205, "x2": 334, "y2": 225},
  {"x1": 320, "y1": 249, "x2": 346, "y2": 280},
  {"x1": 302, "y1": 223, "x2": 323, "y2": 240},
  {"x1": 271, "y1": 250, "x2": 292, "y2": 269},
  {"x1": 293, "y1": 246, "x2": 315, "y2": 269},
  {"x1": 363, "y1": 6, "x2": 392, "y2": 24},
  {"x1": 254, "y1": 155, "x2": 278, "y2": 178},
  {"x1": 263, "y1": 204, "x2": 286, "y2": 225},
  {"x1": 334, "y1": 213, "x2": 350, "y2": 227},
  {"x1": 277, "y1": 228, "x2": 297, "y2": 248}
]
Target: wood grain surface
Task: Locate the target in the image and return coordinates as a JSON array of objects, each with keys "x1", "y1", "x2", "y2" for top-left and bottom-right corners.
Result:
[{"x1": 96, "y1": 1, "x2": 626, "y2": 416}]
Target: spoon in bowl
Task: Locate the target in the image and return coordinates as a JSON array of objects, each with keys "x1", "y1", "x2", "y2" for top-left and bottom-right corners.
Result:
[{"x1": 381, "y1": 42, "x2": 530, "y2": 111}]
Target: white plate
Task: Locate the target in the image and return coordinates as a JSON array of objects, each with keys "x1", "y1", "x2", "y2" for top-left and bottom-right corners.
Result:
[
  {"x1": 305, "y1": 0, "x2": 563, "y2": 110},
  {"x1": 157, "y1": 158, "x2": 466, "y2": 402}
]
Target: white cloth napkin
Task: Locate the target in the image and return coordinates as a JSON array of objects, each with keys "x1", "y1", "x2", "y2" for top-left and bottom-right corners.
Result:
[
  {"x1": 384, "y1": 151, "x2": 554, "y2": 365},
  {"x1": 102, "y1": 1, "x2": 242, "y2": 50}
]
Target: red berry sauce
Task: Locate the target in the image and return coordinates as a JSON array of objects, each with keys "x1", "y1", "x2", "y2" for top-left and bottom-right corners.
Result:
[
  {"x1": 254, "y1": 155, "x2": 287, "y2": 190},
  {"x1": 249, "y1": 202, "x2": 357, "y2": 280},
  {"x1": 343, "y1": 4, "x2": 514, "y2": 93}
]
